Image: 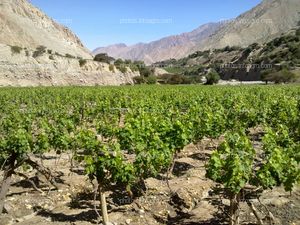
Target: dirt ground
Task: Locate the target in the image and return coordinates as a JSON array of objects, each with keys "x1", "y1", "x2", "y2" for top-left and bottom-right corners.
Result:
[{"x1": 0, "y1": 137, "x2": 299, "y2": 225}]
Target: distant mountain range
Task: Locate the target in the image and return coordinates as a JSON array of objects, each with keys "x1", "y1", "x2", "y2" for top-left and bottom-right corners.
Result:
[
  {"x1": 94, "y1": 0, "x2": 300, "y2": 64},
  {"x1": 93, "y1": 23, "x2": 221, "y2": 64}
]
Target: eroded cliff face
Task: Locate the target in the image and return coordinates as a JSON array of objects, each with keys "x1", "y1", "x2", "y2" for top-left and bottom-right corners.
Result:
[{"x1": 0, "y1": 44, "x2": 138, "y2": 86}]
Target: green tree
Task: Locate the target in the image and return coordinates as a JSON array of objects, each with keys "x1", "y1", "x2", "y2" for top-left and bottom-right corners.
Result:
[
  {"x1": 205, "y1": 69, "x2": 220, "y2": 85},
  {"x1": 139, "y1": 66, "x2": 154, "y2": 77},
  {"x1": 263, "y1": 69, "x2": 297, "y2": 84},
  {"x1": 114, "y1": 58, "x2": 124, "y2": 65}
]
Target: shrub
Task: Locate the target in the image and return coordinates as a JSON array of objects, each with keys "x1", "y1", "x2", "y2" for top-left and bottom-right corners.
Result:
[
  {"x1": 25, "y1": 50, "x2": 30, "y2": 57},
  {"x1": 55, "y1": 52, "x2": 63, "y2": 57},
  {"x1": 184, "y1": 65, "x2": 204, "y2": 76},
  {"x1": 273, "y1": 37, "x2": 284, "y2": 47},
  {"x1": 242, "y1": 47, "x2": 252, "y2": 58},
  {"x1": 114, "y1": 58, "x2": 124, "y2": 65},
  {"x1": 133, "y1": 76, "x2": 146, "y2": 84},
  {"x1": 109, "y1": 64, "x2": 115, "y2": 72},
  {"x1": 205, "y1": 69, "x2": 220, "y2": 85},
  {"x1": 189, "y1": 50, "x2": 210, "y2": 58},
  {"x1": 129, "y1": 64, "x2": 139, "y2": 72},
  {"x1": 33, "y1": 45, "x2": 47, "y2": 58},
  {"x1": 139, "y1": 66, "x2": 154, "y2": 77},
  {"x1": 296, "y1": 28, "x2": 300, "y2": 37},
  {"x1": 280, "y1": 69, "x2": 297, "y2": 82},
  {"x1": 47, "y1": 49, "x2": 52, "y2": 54},
  {"x1": 117, "y1": 65, "x2": 127, "y2": 73},
  {"x1": 249, "y1": 43, "x2": 260, "y2": 50},
  {"x1": 65, "y1": 53, "x2": 75, "y2": 59},
  {"x1": 182, "y1": 76, "x2": 201, "y2": 84},
  {"x1": 167, "y1": 74, "x2": 184, "y2": 84},
  {"x1": 10, "y1": 46, "x2": 22, "y2": 54},
  {"x1": 181, "y1": 76, "x2": 193, "y2": 84},
  {"x1": 124, "y1": 59, "x2": 132, "y2": 64},
  {"x1": 158, "y1": 74, "x2": 172, "y2": 84},
  {"x1": 94, "y1": 53, "x2": 114, "y2": 63},
  {"x1": 79, "y1": 59, "x2": 87, "y2": 67},
  {"x1": 158, "y1": 73, "x2": 201, "y2": 85},
  {"x1": 165, "y1": 66, "x2": 184, "y2": 75},
  {"x1": 264, "y1": 41, "x2": 275, "y2": 52},
  {"x1": 146, "y1": 75, "x2": 157, "y2": 84},
  {"x1": 261, "y1": 69, "x2": 275, "y2": 81},
  {"x1": 49, "y1": 55, "x2": 54, "y2": 60},
  {"x1": 222, "y1": 46, "x2": 241, "y2": 52},
  {"x1": 293, "y1": 48, "x2": 300, "y2": 59}
]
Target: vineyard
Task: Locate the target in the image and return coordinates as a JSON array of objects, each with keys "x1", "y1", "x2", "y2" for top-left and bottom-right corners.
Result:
[{"x1": 0, "y1": 85, "x2": 299, "y2": 225}]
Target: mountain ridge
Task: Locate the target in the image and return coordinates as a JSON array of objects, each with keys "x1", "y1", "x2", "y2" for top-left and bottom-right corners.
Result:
[
  {"x1": 201, "y1": 0, "x2": 300, "y2": 50},
  {"x1": 93, "y1": 22, "x2": 222, "y2": 64},
  {"x1": 94, "y1": 0, "x2": 300, "y2": 64}
]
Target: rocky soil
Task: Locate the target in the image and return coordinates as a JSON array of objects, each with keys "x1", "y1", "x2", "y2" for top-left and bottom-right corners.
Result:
[{"x1": 0, "y1": 137, "x2": 299, "y2": 225}]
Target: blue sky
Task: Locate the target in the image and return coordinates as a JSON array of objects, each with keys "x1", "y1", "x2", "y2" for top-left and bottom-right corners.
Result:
[{"x1": 30, "y1": 0, "x2": 262, "y2": 50}]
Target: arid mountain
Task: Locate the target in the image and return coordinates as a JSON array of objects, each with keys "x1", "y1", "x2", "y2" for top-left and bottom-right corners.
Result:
[
  {"x1": 153, "y1": 26, "x2": 300, "y2": 81},
  {"x1": 201, "y1": 0, "x2": 300, "y2": 50},
  {"x1": 0, "y1": 0, "x2": 91, "y2": 58},
  {"x1": 94, "y1": 0, "x2": 300, "y2": 64},
  {"x1": 93, "y1": 23, "x2": 222, "y2": 64},
  {"x1": 0, "y1": 0, "x2": 137, "y2": 86}
]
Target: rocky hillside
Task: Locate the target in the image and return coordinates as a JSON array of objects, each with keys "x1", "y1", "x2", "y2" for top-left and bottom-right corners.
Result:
[
  {"x1": 0, "y1": 0, "x2": 91, "y2": 58},
  {"x1": 95, "y1": 0, "x2": 300, "y2": 64},
  {"x1": 201, "y1": 0, "x2": 300, "y2": 50},
  {"x1": 0, "y1": 0, "x2": 137, "y2": 86},
  {"x1": 153, "y1": 27, "x2": 300, "y2": 81}
]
